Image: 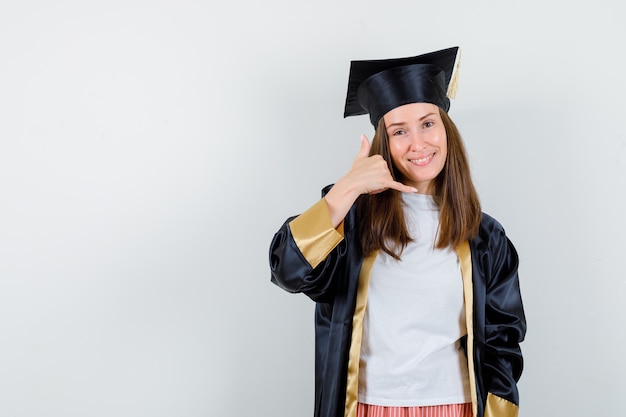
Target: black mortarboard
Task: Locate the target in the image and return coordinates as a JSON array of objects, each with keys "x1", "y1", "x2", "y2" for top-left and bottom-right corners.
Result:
[{"x1": 343, "y1": 46, "x2": 461, "y2": 127}]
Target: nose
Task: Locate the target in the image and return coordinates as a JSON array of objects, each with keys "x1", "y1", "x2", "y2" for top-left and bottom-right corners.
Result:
[{"x1": 408, "y1": 132, "x2": 427, "y2": 151}]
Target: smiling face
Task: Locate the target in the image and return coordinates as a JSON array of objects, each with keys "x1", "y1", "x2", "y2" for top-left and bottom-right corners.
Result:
[{"x1": 383, "y1": 102, "x2": 447, "y2": 194}]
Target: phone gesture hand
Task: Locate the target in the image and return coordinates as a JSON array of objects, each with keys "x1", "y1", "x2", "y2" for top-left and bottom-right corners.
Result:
[{"x1": 348, "y1": 135, "x2": 418, "y2": 195}]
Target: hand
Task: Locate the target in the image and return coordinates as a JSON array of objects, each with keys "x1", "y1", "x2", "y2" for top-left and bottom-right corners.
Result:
[
  {"x1": 323, "y1": 135, "x2": 417, "y2": 228},
  {"x1": 342, "y1": 135, "x2": 417, "y2": 195}
]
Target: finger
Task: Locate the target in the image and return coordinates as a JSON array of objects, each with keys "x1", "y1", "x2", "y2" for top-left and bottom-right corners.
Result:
[
  {"x1": 387, "y1": 180, "x2": 418, "y2": 194},
  {"x1": 369, "y1": 181, "x2": 417, "y2": 195},
  {"x1": 355, "y1": 134, "x2": 371, "y2": 159}
]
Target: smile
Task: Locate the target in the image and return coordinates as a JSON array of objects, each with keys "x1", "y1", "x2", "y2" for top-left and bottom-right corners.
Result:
[{"x1": 409, "y1": 153, "x2": 434, "y2": 166}]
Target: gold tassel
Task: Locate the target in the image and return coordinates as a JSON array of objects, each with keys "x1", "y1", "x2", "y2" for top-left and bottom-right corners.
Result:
[{"x1": 446, "y1": 48, "x2": 462, "y2": 99}]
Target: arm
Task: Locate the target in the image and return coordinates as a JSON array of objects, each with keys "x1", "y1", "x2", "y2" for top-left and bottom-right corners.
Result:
[
  {"x1": 269, "y1": 135, "x2": 417, "y2": 301},
  {"x1": 482, "y1": 224, "x2": 527, "y2": 415},
  {"x1": 269, "y1": 198, "x2": 346, "y2": 302}
]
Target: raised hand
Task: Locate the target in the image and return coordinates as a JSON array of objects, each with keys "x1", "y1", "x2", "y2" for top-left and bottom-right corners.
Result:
[
  {"x1": 324, "y1": 135, "x2": 417, "y2": 228},
  {"x1": 346, "y1": 135, "x2": 418, "y2": 195}
]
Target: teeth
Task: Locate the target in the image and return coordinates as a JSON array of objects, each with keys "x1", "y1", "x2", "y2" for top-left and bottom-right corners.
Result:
[{"x1": 410, "y1": 155, "x2": 432, "y2": 163}]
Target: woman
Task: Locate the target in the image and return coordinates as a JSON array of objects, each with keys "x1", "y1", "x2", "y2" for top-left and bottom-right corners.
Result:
[{"x1": 269, "y1": 47, "x2": 526, "y2": 417}]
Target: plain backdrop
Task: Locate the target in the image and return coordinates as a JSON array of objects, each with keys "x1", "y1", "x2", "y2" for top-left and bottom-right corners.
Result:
[{"x1": 1, "y1": 1, "x2": 625, "y2": 416}]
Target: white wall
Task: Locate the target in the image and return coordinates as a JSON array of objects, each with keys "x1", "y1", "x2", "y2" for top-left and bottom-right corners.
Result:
[{"x1": 1, "y1": 1, "x2": 624, "y2": 416}]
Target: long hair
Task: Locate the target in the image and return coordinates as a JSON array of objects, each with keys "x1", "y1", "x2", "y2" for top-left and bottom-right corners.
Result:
[{"x1": 357, "y1": 108, "x2": 481, "y2": 259}]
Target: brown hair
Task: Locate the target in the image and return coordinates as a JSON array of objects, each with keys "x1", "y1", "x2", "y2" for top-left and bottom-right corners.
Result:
[{"x1": 357, "y1": 108, "x2": 481, "y2": 259}]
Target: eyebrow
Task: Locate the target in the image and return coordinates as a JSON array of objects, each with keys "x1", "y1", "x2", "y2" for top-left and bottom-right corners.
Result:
[{"x1": 386, "y1": 112, "x2": 437, "y2": 129}]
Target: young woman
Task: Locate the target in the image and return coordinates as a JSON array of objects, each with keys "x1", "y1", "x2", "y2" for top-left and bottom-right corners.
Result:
[{"x1": 269, "y1": 47, "x2": 526, "y2": 417}]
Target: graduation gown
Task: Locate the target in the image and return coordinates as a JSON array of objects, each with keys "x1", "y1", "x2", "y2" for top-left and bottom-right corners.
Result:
[{"x1": 269, "y1": 188, "x2": 526, "y2": 417}]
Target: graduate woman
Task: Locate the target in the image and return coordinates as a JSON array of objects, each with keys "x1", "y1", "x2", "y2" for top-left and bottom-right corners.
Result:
[{"x1": 269, "y1": 47, "x2": 526, "y2": 417}]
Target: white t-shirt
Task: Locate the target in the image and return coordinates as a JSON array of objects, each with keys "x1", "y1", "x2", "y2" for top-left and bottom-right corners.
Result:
[{"x1": 358, "y1": 193, "x2": 471, "y2": 406}]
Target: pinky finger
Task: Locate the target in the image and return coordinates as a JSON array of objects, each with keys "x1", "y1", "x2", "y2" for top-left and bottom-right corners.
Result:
[{"x1": 390, "y1": 181, "x2": 418, "y2": 193}]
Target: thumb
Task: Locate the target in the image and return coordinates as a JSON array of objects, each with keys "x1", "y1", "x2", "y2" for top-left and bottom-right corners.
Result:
[{"x1": 356, "y1": 134, "x2": 371, "y2": 159}]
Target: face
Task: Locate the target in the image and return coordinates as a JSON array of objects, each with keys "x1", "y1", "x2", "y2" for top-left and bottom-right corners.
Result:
[{"x1": 383, "y1": 102, "x2": 447, "y2": 194}]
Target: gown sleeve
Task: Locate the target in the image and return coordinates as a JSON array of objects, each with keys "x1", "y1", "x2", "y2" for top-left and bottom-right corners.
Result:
[
  {"x1": 481, "y1": 219, "x2": 527, "y2": 414},
  {"x1": 269, "y1": 198, "x2": 347, "y2": 303}
]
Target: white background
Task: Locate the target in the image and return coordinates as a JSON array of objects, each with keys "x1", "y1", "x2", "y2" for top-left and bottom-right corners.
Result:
[{"x1": 1, "y1": 1, "x2": 625, "y2": 416}]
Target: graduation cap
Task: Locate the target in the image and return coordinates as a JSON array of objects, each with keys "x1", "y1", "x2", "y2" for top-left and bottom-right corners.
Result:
[{"x1": 343, "y1": 46, "x2": 461, "y2": 127}]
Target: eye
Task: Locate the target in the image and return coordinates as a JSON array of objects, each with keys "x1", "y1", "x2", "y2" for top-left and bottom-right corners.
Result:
[
  {"x1": 391, "y1": 129, "x2": 406, "y2": 136},
  {"x1": 423, "y1": 121, "x2": 434, "y2": 129}
]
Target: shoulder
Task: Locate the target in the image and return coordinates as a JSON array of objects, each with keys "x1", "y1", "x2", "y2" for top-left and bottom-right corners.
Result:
[
  {"x1": 478, "y1": 212, "x2": 506, "y2": 236},
  {"x1": 469, "y1": 213, "x2": 520, "y2": 287},
  {"x1": 472, "y1": 212, "x2": 517, "y2": 259}
]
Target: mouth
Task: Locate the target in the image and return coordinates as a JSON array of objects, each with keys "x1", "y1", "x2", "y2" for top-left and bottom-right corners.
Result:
[{"x1": 408, "y1": 153, "x2": 435, "y2": 166}]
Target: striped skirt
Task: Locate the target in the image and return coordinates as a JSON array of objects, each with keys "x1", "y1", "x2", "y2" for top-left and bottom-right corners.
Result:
[{"x1": 357, "y1": 402, "x2": 473, "y2": 417}]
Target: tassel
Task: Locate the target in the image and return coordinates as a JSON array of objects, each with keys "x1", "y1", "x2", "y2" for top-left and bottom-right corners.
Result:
[{"x1": 446, "y1": 48, "x2": 462, "y2": 99}]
